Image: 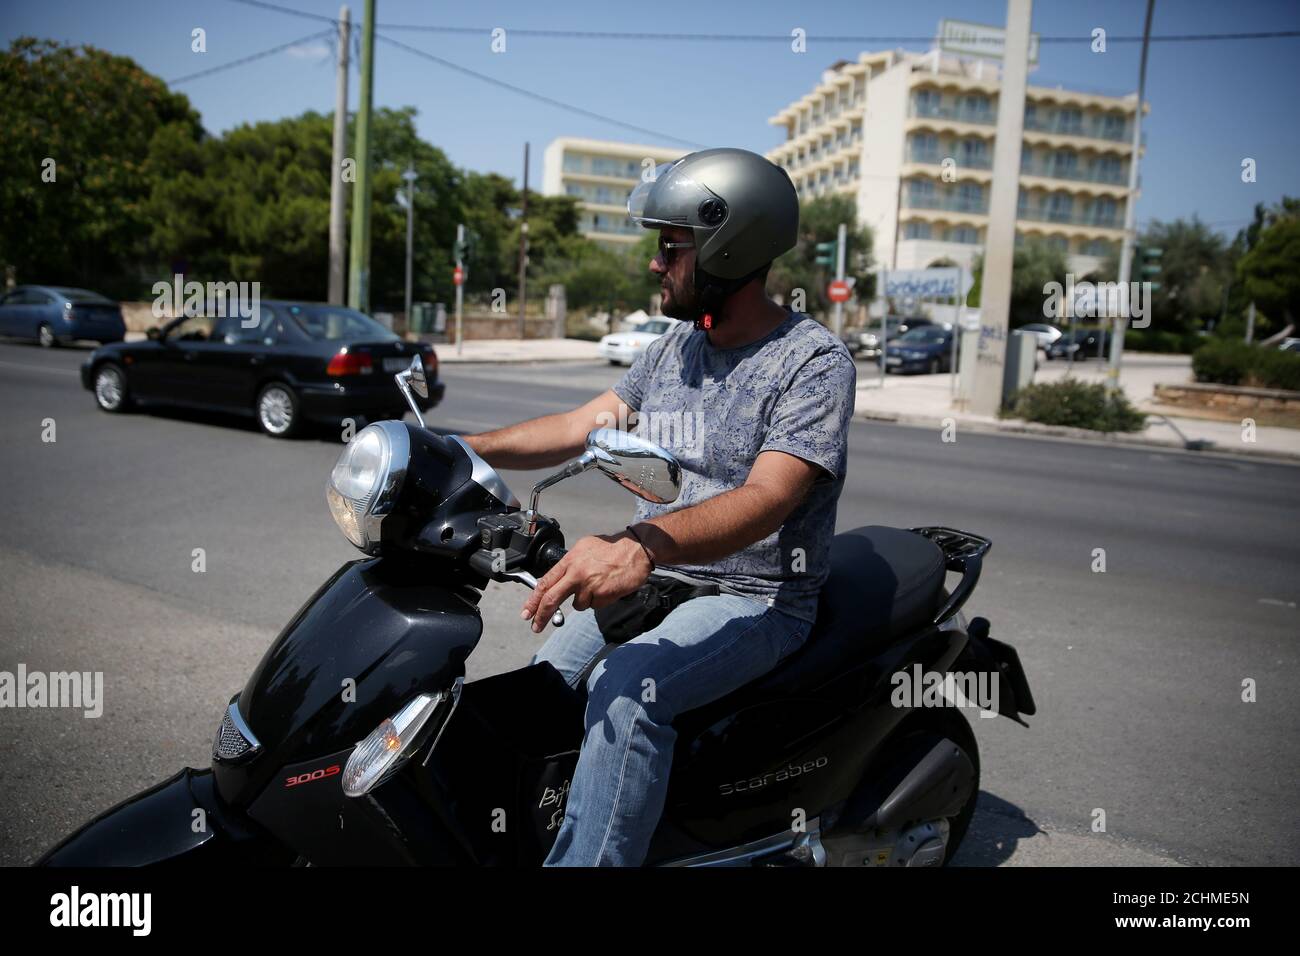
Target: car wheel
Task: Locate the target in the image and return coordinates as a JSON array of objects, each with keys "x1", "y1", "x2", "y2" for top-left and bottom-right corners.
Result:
[
  {"x1": 38, "y1": 323, "x2": 57, "y2": 348},
  {"x1": 93, "y1": 362, "x2": 131, "y2": 412},
  {"x1": 256, "y1": 382, "x2": 300, "y2": 438}
]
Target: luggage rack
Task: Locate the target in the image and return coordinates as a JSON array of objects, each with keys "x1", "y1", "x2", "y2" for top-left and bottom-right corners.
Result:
[{"x1": 908, "y1": 526, "x2": 992, "y2": 625}]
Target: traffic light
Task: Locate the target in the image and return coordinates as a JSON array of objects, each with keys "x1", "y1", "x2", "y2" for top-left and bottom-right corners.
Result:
[
  {"x1": 1133, "y1": 244, "x2": 1162, "y2": 293},
  {"x1": 814, "y1": 239, "x2": 837, "y2": 267}
]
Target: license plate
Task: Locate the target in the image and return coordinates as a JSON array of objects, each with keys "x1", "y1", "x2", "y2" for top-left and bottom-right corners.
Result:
[
  {"x1": 886, "y1": 357, "x2": 902, "y2": 366},
  {"x1": 383, "y1": 357, "x2": 413, "y2": 372}
]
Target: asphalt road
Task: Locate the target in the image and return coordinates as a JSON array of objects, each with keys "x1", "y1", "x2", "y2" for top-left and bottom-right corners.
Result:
[{"x1": 0, "y1": 339, "x2": 1297, "y2": 867}]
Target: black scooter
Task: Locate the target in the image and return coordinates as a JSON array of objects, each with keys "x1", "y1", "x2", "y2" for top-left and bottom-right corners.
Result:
[{"x1": 39, "y1": 359, "x2": 1034, "y2": 867}]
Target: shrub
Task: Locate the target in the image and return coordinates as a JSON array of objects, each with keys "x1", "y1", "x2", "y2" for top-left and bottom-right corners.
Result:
[
  {"x1": 1192, "y1": 339, "x2": 1300, "y2": 390},
  {"x1": 1007, "y1": 379, "x2": 1146, "y2": 432},
  {"x1": 1124, "y1": 328, "x2": 1202, "y2": 354},
  {"x1": 1192, "y1": 339, "x2": 1255, "y2": 386},
  {"x1": 1252, "y1": 347, "x2": 1300, "y2": 391}
]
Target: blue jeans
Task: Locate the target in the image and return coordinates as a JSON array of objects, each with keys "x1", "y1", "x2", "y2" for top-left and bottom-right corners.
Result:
[{"x1": 530, "y1": 592, "x2": 811, "y2": 866}]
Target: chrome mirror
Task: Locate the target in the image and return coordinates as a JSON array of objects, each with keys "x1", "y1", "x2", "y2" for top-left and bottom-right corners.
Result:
[
  {"x1": 525, "y1": 428, "x2": 681, "y2": 532},
  {"x1": 394, "y1": 355, "x2": 427, "y2": 427},
  {"x1": 584, "y1": 428, "x2": 681, "y2": 504}
]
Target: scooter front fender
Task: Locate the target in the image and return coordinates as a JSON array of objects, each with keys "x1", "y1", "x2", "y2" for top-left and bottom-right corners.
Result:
[{"x1": 36, "y1": 768, "x2": 294, "y2": 867}]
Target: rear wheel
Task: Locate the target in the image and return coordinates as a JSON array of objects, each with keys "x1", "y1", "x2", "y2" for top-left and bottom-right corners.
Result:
[
  {"x1": 827, "y1": 707, "x2": 979, "y2": 866},
  {"x1": 256, "y1": 382, "x2": 300, "y2": 438},
  {"x1": 93, "y1": 362, "x2": 131, "y2": 412},
  {"x1": 38, "y1": 323, "x2": 56, "y2": 348}
]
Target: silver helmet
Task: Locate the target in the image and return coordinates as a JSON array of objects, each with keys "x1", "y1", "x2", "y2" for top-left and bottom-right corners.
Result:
[{"x1": 628, "y1": 148, "x2": 799, "y2": 282}]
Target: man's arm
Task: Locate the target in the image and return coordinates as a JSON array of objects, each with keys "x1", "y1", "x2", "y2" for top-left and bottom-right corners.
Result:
[
  {"x1": 521, "y1": 450, "x2": 822, "y2": 631},
  {"x1": 461, "y1": 388, "x2": 628, "y2": 471}
]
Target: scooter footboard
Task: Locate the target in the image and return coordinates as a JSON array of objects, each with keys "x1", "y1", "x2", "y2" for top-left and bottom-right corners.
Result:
[{"x1": 36, "y1": 768, "x2": 294, "y2": 867}]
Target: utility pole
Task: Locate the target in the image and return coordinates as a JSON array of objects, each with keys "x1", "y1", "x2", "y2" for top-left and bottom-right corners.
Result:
[
  {"x1": 328, "y1": 5, "x2": 350, "y2": 305},
  {"x1": 970, "y1": 0, "x2": 1032, "y2": 417},
  {"x1": 402, "y1": 166, "x2": 417, "y2": 329},
  {"x1": 455, "y1": 223, "x2": 465, "y2": 356},
  {"x1": 833, "y1": 222, "x2": 847, "y2": 338},
  {"x1": 347, "y1": 0, "x2": 376, "y2": 313},
  {"x1": 1106, "y1": 0, "x2": 1155, "y2": 395},
  {"x1": 518, "y1": 142, "x2": 530, "y2": 339}
]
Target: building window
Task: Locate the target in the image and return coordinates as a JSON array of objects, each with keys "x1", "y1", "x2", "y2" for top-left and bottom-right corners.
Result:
[
  {"x1": 563, "y1": 153, "x2": 585, "y2": 173},
  {"x1": 957, "y1": 182, "x2": 984, "y2": 211},
  {"x1": 1057, "y1": 108, "x2": 1083, "y2": 135},
  {"x1": 1024, "y1": 103, "x2": 1039, "y2": 129},
  {"x1": 908, "y1": 178, "x2": 936, "y2": 205},
  {"x1": 1052, "y1": 150, "x2": 1079, "y2": 178},
  {"x1": 1090, "y1": 196, "x2": 1118, "y2": 224},
  {"x1": 910, "y1": 132, "x2": 939, "y2": 162},
  {"x1": 1046, "y1": 235, "x2": 1069, "y2": 252},
  {"x1": 960, "y1": 138, "x2": 989, "y2": 167},
  {"x1": 960, "y1": 94, "x2": 992, "y2": 122},
  {"x1": 1082, "y1": 238, "x2": 1113, "y2": 256},
  {"x1": 1095, "y1": 155, "x2": 1123, "y2": 182},
  {"x1": 1102, "y1": 113, "x2": 1126, "y2": 139},
  {"x1": 914, "y1": 88, "x2": 941, "y2": 116},
  {"x1": 947, "y1": 226, "x2": 979, "y2": 244},
  {"x1": 1047, "y1": 191, "x2": 1074, "y2": 221},
  {"x1": 904, "y1": 221, "x2": 933, "y2": 240}
]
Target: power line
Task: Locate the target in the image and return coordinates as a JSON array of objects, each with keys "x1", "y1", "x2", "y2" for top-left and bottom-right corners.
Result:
[
  {"x1": 224, "y1": 4, "x2": 1300, "y2": 45},
  {"x1": 169, "y1": 28, "x2": 335, "y2": 85},
  {"x1": 376, "y1": 33, "x2": 708, "y2": 150}
]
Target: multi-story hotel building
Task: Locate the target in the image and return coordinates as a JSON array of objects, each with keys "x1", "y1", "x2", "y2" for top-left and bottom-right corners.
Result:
[
  {"x1": 766, "y1": 48, "x2": 1143, "y2": 278},
  {"x1": 542, "y1": 137, "x2": 684, "y2": 249}
]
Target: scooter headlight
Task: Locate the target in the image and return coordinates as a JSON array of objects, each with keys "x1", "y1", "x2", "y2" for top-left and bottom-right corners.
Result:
[
  {"x1": 342, "y1": 689, "x2": 454, "y2": 797},
  {"x1": 326, "y1": 421, "x2": 410, "y2": 553}
]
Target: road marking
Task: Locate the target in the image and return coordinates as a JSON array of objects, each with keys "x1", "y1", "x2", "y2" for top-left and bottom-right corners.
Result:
[
  {"x1": 0, "y1": 360, "x2": 78, "y2": 376},
  {"x1": 1258, "y1": 598, "x2": 1297, "y2": 609}
]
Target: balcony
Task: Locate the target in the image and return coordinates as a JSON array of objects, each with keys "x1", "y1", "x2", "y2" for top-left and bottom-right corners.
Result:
[
  {"x1": 1023, "y1": 114, "x2": 1129, "y2": 143},
  {"x1": 1020, "y1": 158, "x2": 1128, "y2": 185},
  {"x1": 906, "y1": 146, "x2": 993, "y2": 170},
  {"x1": 909, "y1": 101, "x2": 997, "y2": 127},
  {"x1": 904, "y1": 193, "x2": 990, "y2": 215},
  {"x1": 1017, "y1": 204, "x2": 1123, "y2": 229}
]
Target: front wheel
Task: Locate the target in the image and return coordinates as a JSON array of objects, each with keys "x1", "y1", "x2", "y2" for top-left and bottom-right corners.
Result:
[
  {"x1": 256, "y1": 382, "x2": 300, "y2": 438},
  {"x1": 93, "y1": 362, "x2": 131, "y2": 412}
]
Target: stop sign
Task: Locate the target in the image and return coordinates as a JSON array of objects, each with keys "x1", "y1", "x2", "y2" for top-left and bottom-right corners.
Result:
[
  {"x1": 453, "y1": 266, "x2": 464, "y2": 286},
  {"x1": 827, "y1": 279, "x2": 851, "y2": 303}
]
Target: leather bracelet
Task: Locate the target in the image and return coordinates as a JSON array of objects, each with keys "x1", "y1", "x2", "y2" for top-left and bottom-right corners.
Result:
[{"x1": 625, "y1": 524, "x2": 657, "y2": 571}]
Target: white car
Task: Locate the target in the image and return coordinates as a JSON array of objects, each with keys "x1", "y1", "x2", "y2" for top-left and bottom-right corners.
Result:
[
  {"x1": 599, "y1": 318, "x2": 675, "y2": 366},
  {"x1": 1018, "y1": 323, "x2": 1063, "y2": 349}
]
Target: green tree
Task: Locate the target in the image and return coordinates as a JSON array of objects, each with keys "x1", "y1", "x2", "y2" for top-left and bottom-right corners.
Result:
[
  {"x1": 1134, "y1": 217, "x2": 1231, "y2": 335},
  {"x1": 967, "y1": 239, "x2": 1070, "y2": 326},
  {"x1": 768, "y1": 194, "x2": 874, "y2": 317},
  {"x1": 1236, "y1": 213, "x2": 1300, "y2": 332},
  {"x1": 0, "y1": 37, "x2": 203, "y2": 297}
]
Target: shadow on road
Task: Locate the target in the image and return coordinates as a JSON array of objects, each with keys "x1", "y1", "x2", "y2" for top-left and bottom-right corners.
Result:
[{"x1": 949, "y1": 791, "x2": 1043, "y2": 867}]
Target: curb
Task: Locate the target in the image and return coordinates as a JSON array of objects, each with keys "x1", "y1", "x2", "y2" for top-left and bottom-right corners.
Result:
[
  {"x1": 439, "y1": 353, "x2": 603, "y2": 365},
  {"x1": 853, "y1": 408, "x2": 1300, "y2": 465}
]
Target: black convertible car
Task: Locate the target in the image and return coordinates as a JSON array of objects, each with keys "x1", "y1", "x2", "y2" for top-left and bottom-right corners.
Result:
[{"x1": 81, "y1": 301, "x2": 444, "y2": 437}]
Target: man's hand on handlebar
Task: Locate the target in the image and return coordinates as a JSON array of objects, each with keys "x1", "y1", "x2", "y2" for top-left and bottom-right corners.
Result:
[{"x1": 521, "y1": 532, "x2": 653, "y2": 633}]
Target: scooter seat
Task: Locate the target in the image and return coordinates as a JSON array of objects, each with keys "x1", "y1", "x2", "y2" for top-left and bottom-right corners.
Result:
[{"x1": 740, "y1": 526, "x2": 947, "y2": 699}]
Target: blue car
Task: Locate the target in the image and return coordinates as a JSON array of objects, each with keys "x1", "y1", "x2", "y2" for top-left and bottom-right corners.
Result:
[
  {"x1": 0, "y1": 285, "x2": 127, "y2": 347},
  {"x1": 884, "y1": 325, "x2": 955, "y2": 374}
]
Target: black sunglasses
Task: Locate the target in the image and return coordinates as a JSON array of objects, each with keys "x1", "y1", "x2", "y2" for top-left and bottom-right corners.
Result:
[{"x1": 657, "y1": 236, "x2": 695, "y2": 264}]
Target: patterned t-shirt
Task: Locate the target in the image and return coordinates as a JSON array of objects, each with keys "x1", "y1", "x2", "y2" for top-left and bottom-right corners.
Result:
[{"x1": 612, "y1": 309, "x2": 857, "y2": 623}]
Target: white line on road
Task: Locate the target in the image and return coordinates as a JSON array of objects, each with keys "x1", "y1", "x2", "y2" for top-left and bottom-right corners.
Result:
[{"x1": 0, "y1": 360, "x2": 79, "y2": 376}]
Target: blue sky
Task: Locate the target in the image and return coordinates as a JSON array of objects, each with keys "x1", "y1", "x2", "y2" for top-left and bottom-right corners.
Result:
[{"x1": 4, "y1": 0, "x2": 1299, "y2": 237}]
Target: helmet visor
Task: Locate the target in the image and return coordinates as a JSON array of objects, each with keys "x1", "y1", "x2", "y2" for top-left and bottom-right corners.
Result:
[{"x1": 627, "y1": 160, "x2": 715, "y2": 230}]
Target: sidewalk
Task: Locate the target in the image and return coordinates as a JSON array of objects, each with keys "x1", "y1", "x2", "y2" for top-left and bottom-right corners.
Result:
[
  {"x1": 434, "y1": 338, "x2": 602, "y2": 364},
  {"x1": 855, "y1": 356, "x2": 1300, "y2": 462}
]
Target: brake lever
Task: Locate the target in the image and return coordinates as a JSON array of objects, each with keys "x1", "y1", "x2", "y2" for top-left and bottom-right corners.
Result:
[{"x1": 501, "y1": 570, "x2": 565, "y2": 628}]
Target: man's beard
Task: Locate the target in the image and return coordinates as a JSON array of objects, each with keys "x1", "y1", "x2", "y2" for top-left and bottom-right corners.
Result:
[{"x1": 660, "y1": 275, "x2": 700, "y2": 322}]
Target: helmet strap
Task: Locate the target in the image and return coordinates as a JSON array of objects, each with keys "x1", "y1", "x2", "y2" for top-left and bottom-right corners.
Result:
[{"x1": 687, "y1": 263, "x2": 769, "y2": 331}]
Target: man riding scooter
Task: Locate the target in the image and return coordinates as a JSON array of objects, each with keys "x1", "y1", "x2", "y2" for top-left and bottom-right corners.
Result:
[{"x1": 461, "y1": 147, "x2": 857, "y2": 866}]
